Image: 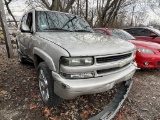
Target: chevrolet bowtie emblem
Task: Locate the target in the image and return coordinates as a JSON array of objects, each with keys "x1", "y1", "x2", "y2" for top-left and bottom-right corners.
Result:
[{"x1": 118, "y1": 60, "x2": 127, "y2": 67}]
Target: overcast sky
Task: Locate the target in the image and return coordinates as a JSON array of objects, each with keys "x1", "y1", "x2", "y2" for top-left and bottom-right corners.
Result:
[
  {"x1": 5, "y1": 0, "x2": 27, "y2": 19},
  {"x1": 4, "y1": 0, "x2": 160, "y2": 25}
]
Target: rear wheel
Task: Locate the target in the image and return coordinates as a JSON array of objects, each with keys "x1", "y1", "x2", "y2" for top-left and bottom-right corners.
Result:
[{"x1": 38, "y1": 62, "x2": 63, "y2": 107}]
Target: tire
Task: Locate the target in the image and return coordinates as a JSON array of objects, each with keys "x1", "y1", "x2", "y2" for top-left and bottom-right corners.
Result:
[{"x1": 38, "y1": 62, "x2": 63, "y2": 107}]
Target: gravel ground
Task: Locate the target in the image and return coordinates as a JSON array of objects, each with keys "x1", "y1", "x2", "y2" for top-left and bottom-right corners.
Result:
[{"x1": 0, "y1": 44, "x2": 160, "y2": 120}]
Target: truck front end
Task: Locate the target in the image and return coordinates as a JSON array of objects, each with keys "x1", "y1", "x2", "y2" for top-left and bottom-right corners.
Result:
[{"x1": 53, "y1": 50, "x2": 137, "y2": 99}]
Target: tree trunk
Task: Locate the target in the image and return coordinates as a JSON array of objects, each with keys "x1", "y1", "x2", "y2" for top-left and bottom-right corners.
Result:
[
  {"x1": 64, "y1": 0, "x2": 75, "y2": 12},
  {"x1": 130, "y1": 5, "x2": 135, "y2": 26},
  {"x1": 0, "y1": 0, "x2": 13, "y2": 58},
  {"x1": 77, "y1": 0, "x2": 79, "y2": 15},
  {"x1": 85, "y1": 0, "x2": 88, "y2": 20}
]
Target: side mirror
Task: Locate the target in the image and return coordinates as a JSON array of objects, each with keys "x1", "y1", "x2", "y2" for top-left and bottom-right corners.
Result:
[
  {"x1": 150, "y1": 33, "x2": 157, "y2": 37},
  {"x1": 21, "y1": 23, "x2": 30, "y2": 32}
]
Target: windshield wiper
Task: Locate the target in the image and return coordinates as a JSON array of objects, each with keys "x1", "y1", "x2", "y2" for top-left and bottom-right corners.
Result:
[
  {"x1": 74, "y1": 29, "x2": 92, "y2": 33},
  {"x1": 61, "y1": 16, "x2": 77, "y2": 29}
]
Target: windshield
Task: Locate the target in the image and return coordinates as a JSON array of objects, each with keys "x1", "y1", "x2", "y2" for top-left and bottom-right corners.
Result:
[
  {"x1": 36, "y1": 11, "x2": 94, "y2": 32},
  {"x1": 109, "y1": 29, "x2": 135, "y2": 40},
  {"x1": 148, "y1": 27, "x2": 160, "y2": 36}
]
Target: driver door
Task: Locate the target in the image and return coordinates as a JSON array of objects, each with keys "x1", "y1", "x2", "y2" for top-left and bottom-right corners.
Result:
[{"x1": 19, "y1": 12, "x2": 33, "y2": 58}]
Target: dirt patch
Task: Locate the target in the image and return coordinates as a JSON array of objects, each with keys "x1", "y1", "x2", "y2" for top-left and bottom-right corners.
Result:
[
  {"x1": 0, "y1": 44, "x2": 160, "y2": 120},
  {"x1": 0, "y1": 30, "x2": 4, "y2": 42},
  {"x1": 113, "y1": 70, "x2": 160, "y2": 120}
]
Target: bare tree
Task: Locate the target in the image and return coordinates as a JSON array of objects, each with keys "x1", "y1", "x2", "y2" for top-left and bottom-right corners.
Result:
[
  {"x1": 26, "y1": 0, "x2": 137, "y2": 28},
  {"x1": 95, "y1": 0, "x2": 124, "y2": 27},
  {"x1": 0, "y1": 0, "x2": 13, "y2": 58},
  {"x1": 28, "y1": 0, "x2": 76, "y2": 12},
  {"x1": 148, "y1": 19, "x2": 160, "y2": 28},
  {"x1": 85, "y1": 0, "x2": 88, "y2": 20},
  {"x1": 130, "y1": 5, "x2": 135, "y2": 26},
  {"x1": 4, "y1": 0, "x2": 18, "y2": 27}
]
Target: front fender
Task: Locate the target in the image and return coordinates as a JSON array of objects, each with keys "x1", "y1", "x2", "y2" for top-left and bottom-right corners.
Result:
[{"x1": 33, "y1": 47, "x2": 56, "y2": 71}]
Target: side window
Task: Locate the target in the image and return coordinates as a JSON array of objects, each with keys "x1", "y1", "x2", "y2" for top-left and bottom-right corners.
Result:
[
  {"x1": 125, "y1": 28, "x2": 137, "y2": 36},
  {"x1": 37, "y1": 11, "x2": 50, "y2": 30},
  {"x1": 26, "y1": 12, "x2": 33, "y2": 31},
  {"x1": 94, "y1": 30, "x2": 106, "y2": 35},
  {"x1": 137, "y1": 28, "x2": 153, "y2": 36}
]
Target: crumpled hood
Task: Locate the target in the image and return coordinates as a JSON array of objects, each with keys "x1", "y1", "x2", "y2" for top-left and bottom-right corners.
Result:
[
  {"x1": 37, "y1": 32, "x2": 135, "y2": 56},
  {"x1": 129, "y1": 40, "x2": 160, "y2": 49}
]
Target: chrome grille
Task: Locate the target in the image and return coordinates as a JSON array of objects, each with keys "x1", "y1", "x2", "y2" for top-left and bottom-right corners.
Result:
[
  {"x1": 96, "y1": 53, "x2": 132, "y2": 63},
  {"x1": 97, "y1": 63, "x2": 130, "y2": 74}
]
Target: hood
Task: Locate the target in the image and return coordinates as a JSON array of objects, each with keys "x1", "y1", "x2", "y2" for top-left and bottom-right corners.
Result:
[
  {"x1": 37, "y1": 32, "x2": 135, "y2": 56},
  {"x1": 129, "y1": 40, "x2": 160, "y2": 49}
]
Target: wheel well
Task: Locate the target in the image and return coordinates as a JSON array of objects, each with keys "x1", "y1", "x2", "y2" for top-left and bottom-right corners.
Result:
[{"x1": 34, "y1": 54, "x2": 44, "y2": 68}]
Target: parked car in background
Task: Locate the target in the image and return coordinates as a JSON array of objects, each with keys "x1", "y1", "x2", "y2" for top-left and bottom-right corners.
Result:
[
  {"x1": 124, "y1": 27, "x2": 160, "y2": 44},
  {"x1": 94, "y1": 28, "x2": 160, "y2": 68}
]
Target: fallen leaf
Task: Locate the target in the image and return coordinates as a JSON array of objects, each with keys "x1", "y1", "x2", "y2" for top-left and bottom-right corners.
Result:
[
  {"x1": 29, "y1": 103, "x2": 37, "y2": 110},
  {"x1": 49, "y1": 116, "x2": 61, "y2": 120},
  {"x1": 43, "y1": 107, "x2": 50, "y2": 118},
  {"x1": 0, "y1": 90, "x2": 7, "y2": 95},
  {"x1": 80, "y1": 110, "x2": 89, "y2": 119},
  {"x1": 31, "y1": 94, "x2": 39, "y2": 99},
  {"x1": 117, "y1": 111, "x2": 125, "y2": 120}
]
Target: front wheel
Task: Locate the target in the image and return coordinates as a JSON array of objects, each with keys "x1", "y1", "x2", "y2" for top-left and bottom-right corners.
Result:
[{"x1": 38, "y1": 62, "x2": 63, "y2": 107}]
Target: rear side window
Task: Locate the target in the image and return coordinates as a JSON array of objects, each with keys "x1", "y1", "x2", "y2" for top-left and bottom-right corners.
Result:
[{"x1": 136, "y1": 28, "x2": 153, "y2": 36}]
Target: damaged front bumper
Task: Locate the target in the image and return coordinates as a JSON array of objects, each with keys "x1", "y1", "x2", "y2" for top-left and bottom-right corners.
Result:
[{"x1": 89, "y1": 79, "x2": 133, "y2": 120}]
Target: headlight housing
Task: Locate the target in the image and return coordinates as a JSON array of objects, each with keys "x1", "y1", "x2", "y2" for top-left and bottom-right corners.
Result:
[
  {"x1": 137, "y1": 48, "x2": 154, "y2": 54},
  {"x1": 60, "y1": 57, "x2": 94, "y2": 66}
]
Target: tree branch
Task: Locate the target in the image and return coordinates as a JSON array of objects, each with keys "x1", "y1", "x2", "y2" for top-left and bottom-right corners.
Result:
[
  {"x1": 64, "y1": 0, "x2": 75, "y2": 12},
  {"x1": 4, "y1": 0, "x2": 18, "y2": 27}
]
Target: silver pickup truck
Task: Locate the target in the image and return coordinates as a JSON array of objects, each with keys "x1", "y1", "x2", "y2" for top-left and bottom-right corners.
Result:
[{"x1": 16, "y1": 9, "x2": 137, "y2": 109}]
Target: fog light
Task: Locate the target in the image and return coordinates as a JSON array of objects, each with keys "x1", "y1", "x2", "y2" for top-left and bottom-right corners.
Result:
[
  {"x1": 61, "y1": 72, "x2": 94, "y2": 79},
  {"x1": 144, "y1": 62, "x2": 149, "y2": 66}
]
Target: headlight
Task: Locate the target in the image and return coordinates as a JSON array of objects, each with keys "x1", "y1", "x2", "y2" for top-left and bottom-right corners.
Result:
[
  {"x1": 60, "y1": 57, "x2": 94, "y2": 66},
  {"x1": 137, "y1": 48, "x2": 154, "y2": 54}
]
